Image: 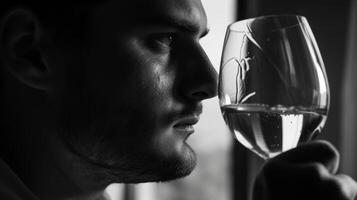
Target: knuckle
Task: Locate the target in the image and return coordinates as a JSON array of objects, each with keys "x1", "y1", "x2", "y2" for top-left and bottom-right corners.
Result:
[
  {"x1": 314, "y1": 140, "x2": 340, "y2": 161},
  {"x1": 307, "y1": 163, "x2": 327, "y2": 180},
  {"x1": 323, "y1": 179, "x2": 350, "y2": 200}
]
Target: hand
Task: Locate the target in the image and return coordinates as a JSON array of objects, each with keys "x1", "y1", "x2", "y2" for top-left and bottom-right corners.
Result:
[{"x1": 253, "y1": 140, "x2": 357, "y2": 200}]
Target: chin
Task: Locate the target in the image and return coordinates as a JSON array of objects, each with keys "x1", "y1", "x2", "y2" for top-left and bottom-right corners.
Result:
[
  {"x1": 138, "y1": 144, "x2": 198, "y2": 183},
  {"x1": 158, "y1": 145, "x2": 197, "y2": 182},
  {"x1": 103, "y1": 144, "x2": 198, "y2": 184},
  {"x1": 64, "y1": 126, "x2": 198, "y2": 184}
]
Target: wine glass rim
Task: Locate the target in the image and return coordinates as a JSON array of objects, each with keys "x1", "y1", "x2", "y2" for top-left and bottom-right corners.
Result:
[{"x1": 228, "y1": 14, "x2": 307, "y2": 33}]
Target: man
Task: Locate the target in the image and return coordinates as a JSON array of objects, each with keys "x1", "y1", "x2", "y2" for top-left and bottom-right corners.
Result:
[{"x1": 0, "y1": 0, "x2": 355, "y2": 200}]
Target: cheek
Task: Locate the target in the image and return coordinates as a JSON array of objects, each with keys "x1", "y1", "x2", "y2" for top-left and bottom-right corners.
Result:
[
  {"x1": 80, "y1": 36, "x2": 179, "y2": 146},
  {"x1": 95, "y1": 65, "x2": 174, "y2": 139},
  {"x1": 127, "y1": 60, "x2": 175, "y2": 114}
]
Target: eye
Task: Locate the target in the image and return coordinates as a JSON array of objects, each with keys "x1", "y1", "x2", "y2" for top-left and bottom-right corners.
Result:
[
  {"x1": 146, "y1": 33, "x2": 176, "y2": 52},
  {"x1": 154, "y1": 33, "x2": 174, "y2": 47}
]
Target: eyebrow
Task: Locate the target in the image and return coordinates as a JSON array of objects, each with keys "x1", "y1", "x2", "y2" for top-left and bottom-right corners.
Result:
[{"x1": 142, "y1": 16, "x2": 210, "y2": 38}]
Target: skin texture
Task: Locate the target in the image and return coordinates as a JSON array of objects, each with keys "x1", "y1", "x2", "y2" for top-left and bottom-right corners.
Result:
[
  {"x1": 0, "y1": 0, "x2": 216, "y2": 199},
  {"x1": 254, "y1": 141, "x2": 357, "y2": 200},
  {"x1": 62, "y1": 0, "x2": 217, "y2": 182},
  {"x1": 0, "y1": 1, "x2": 357, "y2": 200}
]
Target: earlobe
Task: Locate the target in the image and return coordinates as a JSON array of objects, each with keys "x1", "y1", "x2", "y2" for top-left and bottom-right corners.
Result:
[{"x1": 0, "y1": 8, "x2": 51, "y2": 91}]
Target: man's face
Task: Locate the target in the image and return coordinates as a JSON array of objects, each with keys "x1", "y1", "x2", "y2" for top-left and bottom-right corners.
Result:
[{"x1": 57, "y1": 0, "x2": 217, "y2": 183}]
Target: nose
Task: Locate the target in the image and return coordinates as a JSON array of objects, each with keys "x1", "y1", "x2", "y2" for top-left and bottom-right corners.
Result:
[{"x1": 179, "y1": 42, "x2": 218, "y2": 101}]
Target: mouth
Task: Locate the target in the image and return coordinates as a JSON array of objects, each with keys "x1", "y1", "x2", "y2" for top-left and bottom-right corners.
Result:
[{"x1": 173, "y1": 116, "x2": 200, "y2": 134}]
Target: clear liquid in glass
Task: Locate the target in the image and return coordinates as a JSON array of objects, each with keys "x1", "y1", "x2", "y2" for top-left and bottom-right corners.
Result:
[{"x1": 221, "y1": 104, "x2": 327, "y2": 159}]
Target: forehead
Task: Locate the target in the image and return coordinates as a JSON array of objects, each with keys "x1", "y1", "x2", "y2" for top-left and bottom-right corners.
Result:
[
  {"x1": 139, "y1": 0, "x2": 206, "y2": 18},
  {"x1": 90, "y1": 0, "x2": 208, "y2": 32}
]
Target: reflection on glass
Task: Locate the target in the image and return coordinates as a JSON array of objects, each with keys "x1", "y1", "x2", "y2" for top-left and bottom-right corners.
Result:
[{"x1": 219, "y1": 15, "x2": 330, "y2": 159}]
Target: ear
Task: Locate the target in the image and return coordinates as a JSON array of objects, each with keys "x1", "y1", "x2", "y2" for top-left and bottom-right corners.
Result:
[{"x1": 0, "y1": 8, "x2": 52, "y2": 91}]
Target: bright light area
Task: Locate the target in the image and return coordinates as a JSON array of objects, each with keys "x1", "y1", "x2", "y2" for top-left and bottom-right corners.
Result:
[
  {"x1": 282, "y1": 114, "x2": 303, "y2": 151},
  {"x1": 194, "y1": 0, "x2": 236, "y2": 152}
]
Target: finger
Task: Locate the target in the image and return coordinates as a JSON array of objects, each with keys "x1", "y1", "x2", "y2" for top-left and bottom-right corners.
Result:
[
  {"x1": 256, "y1": 163, "x2": 357, "y2": 200},
  {"x1": 261, "y1": 161, "x2": 330, "y2": 184},
  {"x1": 270, "y1": 140, "x2": 339, "y2": 174},
  {"x1": 332, "y1": 174, "x2": 357, "y2": 200},
  {"x1": 255, "y1": 162, "x2": 332, "y2": 200}
]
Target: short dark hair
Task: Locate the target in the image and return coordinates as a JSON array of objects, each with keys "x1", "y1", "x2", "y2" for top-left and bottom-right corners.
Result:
[{"x1": 0, "y1": 1, "x2": 106, "y2": 40}]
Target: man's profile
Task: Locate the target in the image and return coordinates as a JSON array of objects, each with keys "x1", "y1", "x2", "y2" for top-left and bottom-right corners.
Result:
[
  {"x1": 0, "y1": 1, "x2": 356, "y2": 200},
  {"x1": 0, "y1": 0, "x2": 216, "y2": 199}
]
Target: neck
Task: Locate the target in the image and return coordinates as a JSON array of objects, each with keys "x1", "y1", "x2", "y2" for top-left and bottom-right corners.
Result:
[
  {"x1": 1, "y1": 128, "x2": 108, "y2": 200},
  {"x1": 0, "y1": 85, "x2": 111, "y2": 199}
]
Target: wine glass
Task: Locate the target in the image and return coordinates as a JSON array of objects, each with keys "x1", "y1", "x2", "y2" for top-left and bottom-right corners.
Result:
[{"x1": 218, "y1": 15, "x2": 330, "y2": 159}]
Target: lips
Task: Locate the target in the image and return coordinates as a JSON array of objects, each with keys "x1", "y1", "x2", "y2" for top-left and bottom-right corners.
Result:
[
  {"x1": 172, "y1": 103, "x2": 202, "y2": 134},
  {"x1": 173, "y1": 116, "x2": 200, "y2": 133}
]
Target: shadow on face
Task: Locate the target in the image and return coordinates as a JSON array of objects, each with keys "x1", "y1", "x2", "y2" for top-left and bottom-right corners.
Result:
[{"x1": 0, "y1": 0, "x2": 217, "y2": 184}]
